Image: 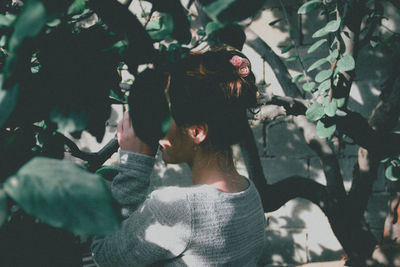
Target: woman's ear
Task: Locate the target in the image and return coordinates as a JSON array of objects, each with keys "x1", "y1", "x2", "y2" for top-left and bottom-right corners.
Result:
[{"x1": 187, "y1": 124, "x2": 208, "y2": 144}]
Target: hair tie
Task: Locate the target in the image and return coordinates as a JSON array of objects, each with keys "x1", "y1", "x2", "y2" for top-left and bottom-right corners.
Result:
[{"x1": 229, "y1": 55, "x2": 250, "y2": 78}]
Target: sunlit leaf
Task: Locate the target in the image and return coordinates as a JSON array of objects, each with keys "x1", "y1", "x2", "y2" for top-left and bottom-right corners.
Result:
[
  {"x1": 337, "y1": 55, "x2": 355, "y2": 72},
  {"x1": 324, "y1": 19, "x2": 341, "y2": 32},
  {"x1": 326, "y1": 49, "x2": 338, "y2": 64},
  {"x1": 0, "y1": 190, "x2": 7, "y2": 227},
  {"x1": 205, "y1": 21, "x2": 223, "y2": 35},
  {"x1": 316, "y1": 120, "x2": 336, "y2": 138},
  {"x1": 0, "y1": 14, "x2": 16, "y2": 27},
  {"x1": 336, "y1": 109, "x2": 347, "y2": 116},
  {"x1": 318, "y1": 79, "x2": 331, "y2": 92},
  {"x1": 370, "y1": 40, "x2": 379, "y2": 48},
  {"x1": 315, "y1": 69, "x2": 333, "y2": 83},
  {"x1": 291, "y1": 74, "x2": 305, "y2": 83},
  {"x1": 385, "y1": 165, "x2": 400, "y2": 182},
  {"x1": 324, "y1": 101, "x2": 337, "y2": 117},
  {"x1": 331, "y1": 36, "x2": 338, "y2": 48},
  {"x1": 312, "y1": 27, "x2": 328, "y2": 38},
  {"x1": 334, "y1": 97, "x2": 346, "y2": 108},
  {"x1": 285, "y1": 56, "x2": 298, "y2": 62},
  {"x1": 306, "y1": 103, "x2": 324, "y2": 121},
  {"x1": 3, "y1": 157, "x2": 120, "y2": 236},
  {"x1": 145, "y1": 13, "x2": 175, "y2": 41},
  {"x1": 307, "y1": 39, "x2": 327, "y2": 53},
  {"x1": 68, "y1": 0, "x2": 86, "y2": 15},
  {"x1": 298, "y1": 0, "x2": 322, "y2": 14},
  {"x1": 307, "y1": 58, "x2": 328, "y2": 72},
  {"x1": 302, "y1": 82, "x2": 316, "y2": 92}
]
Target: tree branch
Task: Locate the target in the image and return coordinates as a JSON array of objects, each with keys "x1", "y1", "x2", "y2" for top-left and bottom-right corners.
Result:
[
  {"x1": 244, "y1": 28, "x2": 304, "y2": 99},
  {"x1": 293, "y1": 116, "x2": 347, "y2": 198}
]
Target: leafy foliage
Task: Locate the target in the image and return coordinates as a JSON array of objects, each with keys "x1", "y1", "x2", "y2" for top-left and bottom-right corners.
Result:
[
  {"x1": 3, "y1": 157, "x2": 120, "y2": 236},
  {"x1": 0, "y1": 0, "x2": 264, "y2": 264}
]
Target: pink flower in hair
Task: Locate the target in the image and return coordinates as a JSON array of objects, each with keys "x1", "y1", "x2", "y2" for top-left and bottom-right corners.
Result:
[
  {"x1": 230, "y1": 55, "x2": 251, "y2": 78},
  {"x1": 230, "y1": 55, "x2": 243, "y2": 67},
  {"x1": 238, "y1": 66, "x2": 250, "y2": 77}
]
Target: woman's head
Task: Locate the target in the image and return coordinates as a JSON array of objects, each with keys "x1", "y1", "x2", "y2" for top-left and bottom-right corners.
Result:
[{"x1": 160, "y1": 47, "x2": 258, "y2": 160}]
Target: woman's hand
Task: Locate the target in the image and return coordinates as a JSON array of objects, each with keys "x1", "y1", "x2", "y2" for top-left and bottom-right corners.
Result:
[{"x1": 117, "y1": 112, "x2": 157, "y2": 157}]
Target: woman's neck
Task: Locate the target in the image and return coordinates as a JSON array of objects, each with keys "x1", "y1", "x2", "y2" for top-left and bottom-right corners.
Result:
[{"x1": 188, "y1": 149, "x2": 248, "y2": 193}]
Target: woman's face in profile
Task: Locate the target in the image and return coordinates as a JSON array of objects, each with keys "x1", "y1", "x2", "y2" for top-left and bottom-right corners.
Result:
[{"x1": 158, "y1": 118, "x2": 195, "y2": 164}]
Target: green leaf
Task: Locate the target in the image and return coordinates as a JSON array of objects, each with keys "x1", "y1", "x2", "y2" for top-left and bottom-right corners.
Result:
[
  {"x1": 307, "y1": 58, "x2": 328, "y2": 72},
  {"x1": 96, "y1": 165, "x2": 120, "y2": 181},
  {"x1": 316, "y1": 120, "x2": 336, "y2": 138},
  {"x1": 337, "y1": 55, "x2": 355, "y2": 72},
  {"x1": 336, "y1": 109, "x2": 347, "y2": 116},
  {"x1": 326, "y1": 49, "x2": 338, "y2": 64},
  {"x1": 0, "y1": 190, "x2": 7, "y2": 227},
  {"x1": 324, "y1": 19, "x2": 341, "y2": 32},
  {"x1": 334, "y1": 97, "x2": 346, "y2": 108},
  {"x1": 285, "y1": 56, "x2": 298, "y2": 62},
  {"x1": 3, "y1": 157, "x2": 120, "y2": 236},
  {"x1": 307, "y1": 39, "x2": 327, "y2": 53},
  {"x1": 331, "y1": 36, "x2": 338, "y2": 48},
  {"x1": 4, "y1": 0, "x2": 47, "y2": 82},
  {"x1": 303, "y1": 56, "x2": 317, "y2": 62},
  {"x1": 312, "y1": 19, "x2": 341, "y2": 38},
  {"x1": 318, "y1": 79, "x2": 331, "y2": 92},
  {"x1": 370, "y1": 40, "x2": 379, "y2": 48},
  {"x1": 303, "y1": 82, "x2": 316, "y2": 92},
  {"x1": 291, "y1": 74, "x2": 305, "y2": 83},
  {"x1": 203, "y1": 0, "x2": 236, "y2": 22},
  {"x1": 312, "y1": 27, "x2": 328, "y2": 38},
  {"x1": 298, "y1": 0, "x2": 322, "y2": 14},
  {"x1": 205, "y1": 21, "x2": 223, "y2": 35},
  {"x1": 281, "y1": 45, "x2": 293, "y2": 54},
  {"x1": 9, "y1": 0, "x2": 47, "y2": 50},
  {"x1": 146, "y1": 13, "x2": 175, "y2": 41},
  {"x1": 269, "y1": 18, "x2": 283, "y2": 26},
  {"x1": 315, "y1": 69, "x2": 333, "y2": 83},
  {"x1": 306, "y1": 103, "x2": 325, "y2": 121},
  {"x1": 0, "y1": 14, "x2": 16, "y2": 27},
  {"x1": 385, "y1": 165, "x2": 400, "y2": 182},
  {"x1": 324, "y1": 101, "x2": 337, "y2": 117},
  {"x1": 0, "y1": 36, "x2": 6, "y2": 47},
  {"x1": 161, "y1": 114, "x2": 172, "y2": 135},
  {"x1": 68, "y1": 0, "x2": 86, "y2": 15},
  {"x1": 0, "y1": 83, "x2": 19, "y2": 128}
]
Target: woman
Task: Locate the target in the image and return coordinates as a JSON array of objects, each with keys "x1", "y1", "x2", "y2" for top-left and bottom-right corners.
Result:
[{"x1": 91, "y1": 48, "x2": 265, "y2": 266}]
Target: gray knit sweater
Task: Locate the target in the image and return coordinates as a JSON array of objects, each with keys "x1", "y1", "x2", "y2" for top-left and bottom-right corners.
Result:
[{"x1": 91, "y1": 150, "x2": 265, "y2": 266}]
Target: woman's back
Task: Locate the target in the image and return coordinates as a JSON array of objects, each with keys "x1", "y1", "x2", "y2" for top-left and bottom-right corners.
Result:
[{"x1": 151, "y1": 179, "x2": 265, "y2": 266}]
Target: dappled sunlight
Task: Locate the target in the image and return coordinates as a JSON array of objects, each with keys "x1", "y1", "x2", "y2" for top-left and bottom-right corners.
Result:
[{"x1": 145, "y1": 222, "x2": 188, "y2": 253}]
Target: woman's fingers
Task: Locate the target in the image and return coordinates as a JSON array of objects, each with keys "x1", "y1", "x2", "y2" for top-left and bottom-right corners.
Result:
[{"x1": 122, "y1": 112, "x2": 131, "y2": 131}]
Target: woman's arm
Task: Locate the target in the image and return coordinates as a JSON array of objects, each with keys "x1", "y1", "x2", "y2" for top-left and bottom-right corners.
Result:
[
  {"x1": 91, "y1": 156, "x2": 191, "y2": 266},
  {"x1": 91, "y1": 114, "x2": 191, "y2": 266}
]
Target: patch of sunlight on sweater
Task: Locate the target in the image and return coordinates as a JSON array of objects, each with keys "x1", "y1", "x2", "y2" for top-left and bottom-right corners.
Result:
[{"x1": 145, "y1": 222, "x2": 186, "y2": 255}]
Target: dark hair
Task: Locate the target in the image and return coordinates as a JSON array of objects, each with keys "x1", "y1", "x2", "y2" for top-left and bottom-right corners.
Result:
[{"x1": 168, "y1": 47, "x2": 259, "y2": 150}]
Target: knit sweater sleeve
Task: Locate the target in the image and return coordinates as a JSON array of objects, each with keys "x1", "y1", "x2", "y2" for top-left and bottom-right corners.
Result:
[{"x1": 91, "y1": 151, "x2": 192, "y2": 267}]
